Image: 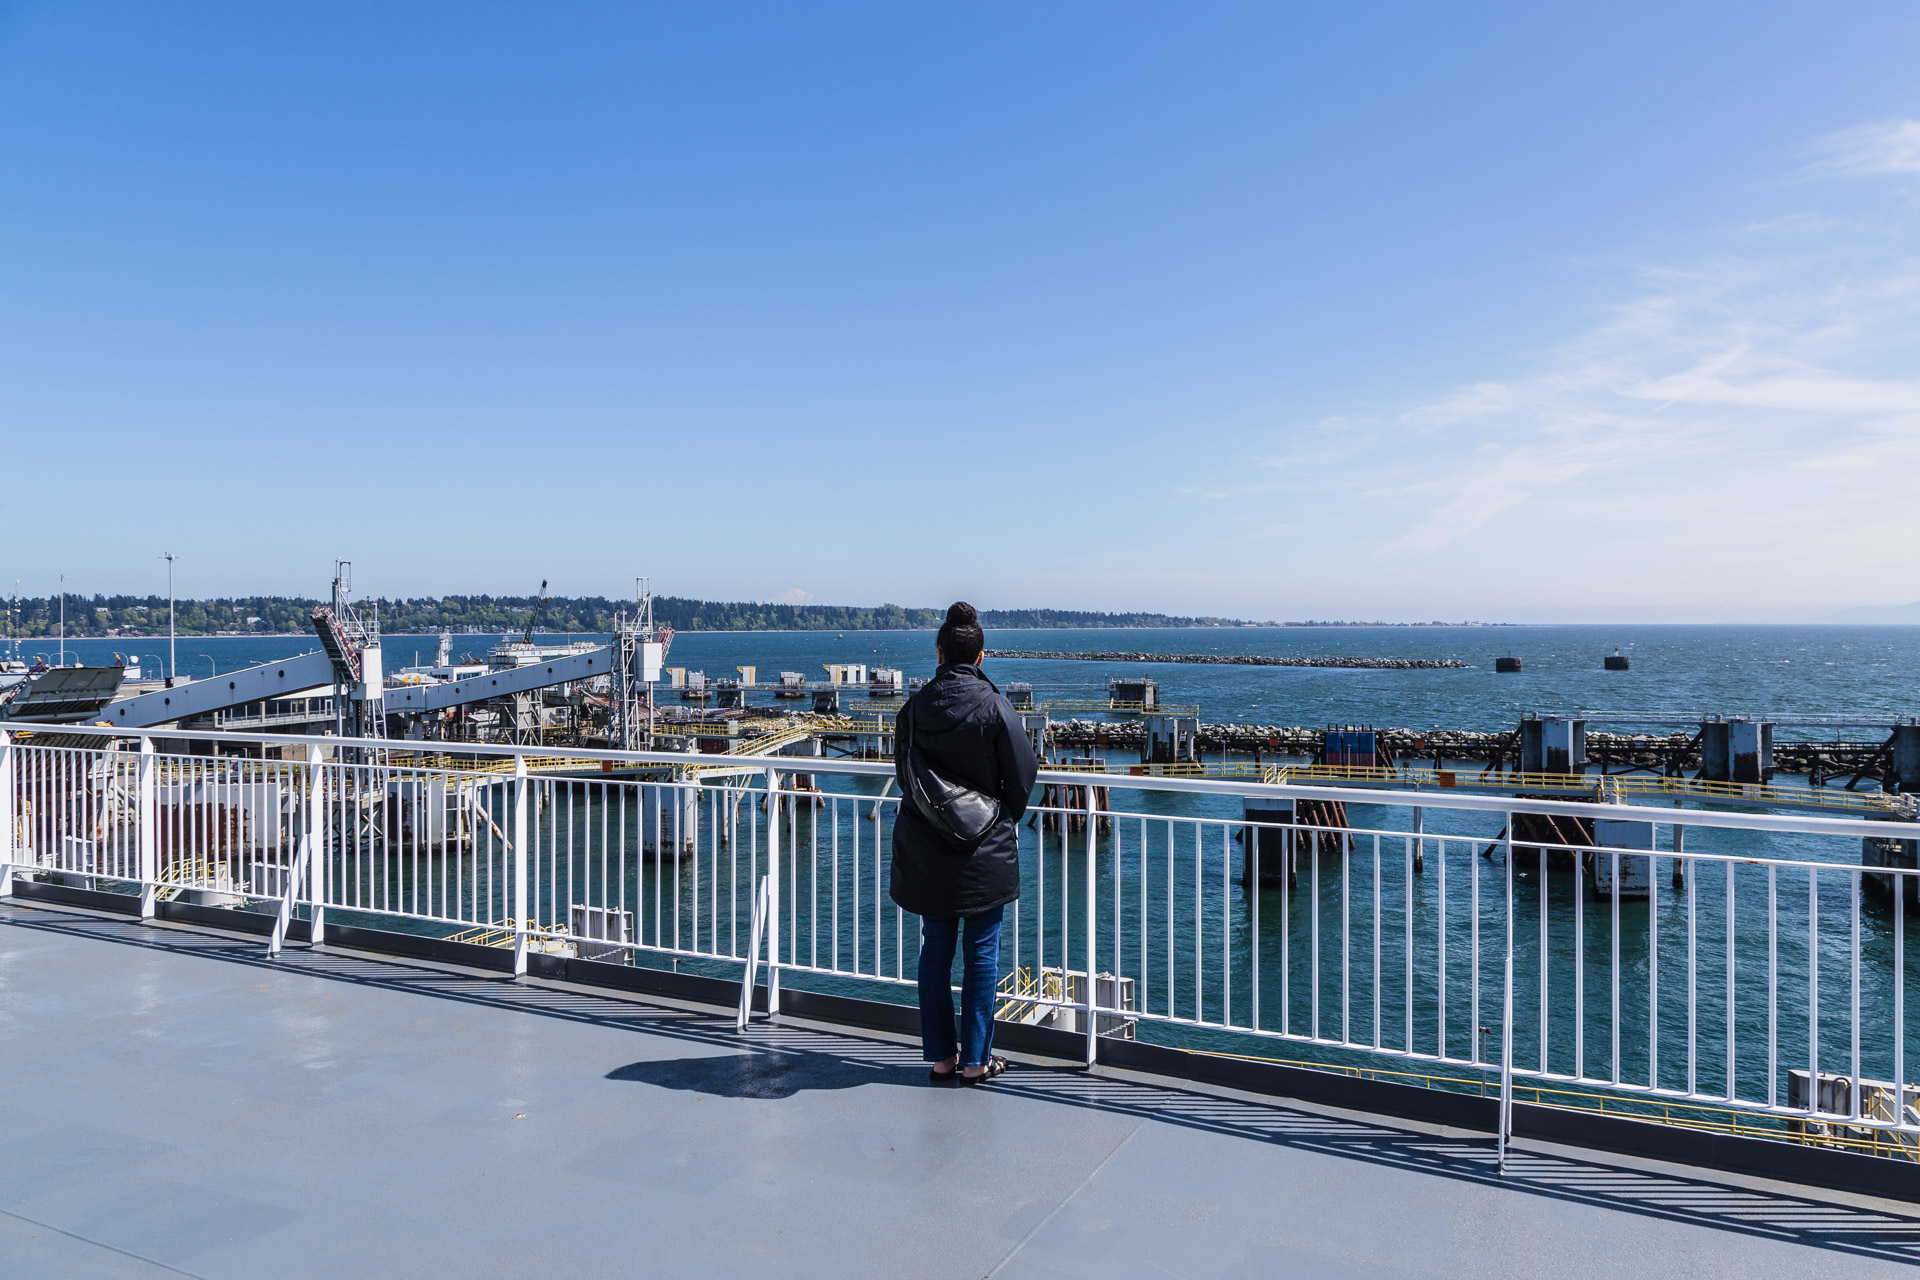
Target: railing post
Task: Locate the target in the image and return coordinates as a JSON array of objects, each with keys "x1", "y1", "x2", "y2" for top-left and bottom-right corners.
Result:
[
  {"x1": 765, "y1": 767, "x2": 781, "y2": 1016},
  {"x1": 309, "y1": 743, "x2": 328, "y2": 945},
  {"x1": 738, "y1": 874, "x2": 769, "y2": 1032},
  {"x1": 1672, "y1": 806, "x2": 1686, "y2": 888},
  {"x1": 1085, "y1": 783, "x2": 1099, "y2": 1068},
  {"x1": 0, "y1": 729, "x2": 14, "y2": 897},
  {"x1": 1498, "y1": 809, "x2": 1515, "y2": 1173},
  {"x1": 137, "y1": 736, "x2": 157, "y2": 918},
  {"x1": 512, "y1": 753, "x2": 529, "y2": 977},
  {"x1": 270, "y1": 744, "x2": 314, "y2": 956}
]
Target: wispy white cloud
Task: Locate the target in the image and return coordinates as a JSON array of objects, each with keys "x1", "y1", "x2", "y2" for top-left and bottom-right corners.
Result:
[
  {"x1": 1375, "y1": 254, "x2": 1920, "y2": 552},
  {"x1": 1804, "y1": 118, "x2": 1920, "y2": 178},
  {"x1": 1212, "y1": 121, "x2": 1920, "y2": 610}
]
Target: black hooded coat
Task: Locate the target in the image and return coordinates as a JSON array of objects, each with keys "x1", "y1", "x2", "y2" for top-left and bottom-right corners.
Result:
[{"x1": 888, "y1": 663, "x2": 1038, "y2": 919}]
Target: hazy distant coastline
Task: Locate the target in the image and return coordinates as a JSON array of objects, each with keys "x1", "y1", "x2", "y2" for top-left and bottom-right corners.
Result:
[
  {"x1": 8, "y1": 588, "x2": 1916, "y2": 638},
  {"x1": 1821, "y1": 601, "x2": 1920, "y2": 625},
  {"x1": 0, "y1": 592, "x2": 1518, "y2": 639}
]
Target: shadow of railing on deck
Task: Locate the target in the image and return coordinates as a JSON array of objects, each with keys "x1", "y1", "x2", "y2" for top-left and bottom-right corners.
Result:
[{"x1": 7, "y1": 902, "x2": 1920, "y2": 1268}]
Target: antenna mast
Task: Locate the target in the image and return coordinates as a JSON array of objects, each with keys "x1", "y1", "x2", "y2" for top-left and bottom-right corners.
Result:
[{"x1": 612, "y1": 576, "x2": 667, "y2": 751}]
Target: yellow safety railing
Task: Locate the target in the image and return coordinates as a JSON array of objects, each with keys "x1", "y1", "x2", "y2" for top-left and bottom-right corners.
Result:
[
  {"x1": 726, "y1": 723, "x2": 815, "y2": 757},
  {"x1": 1196, "y1": 1047, "x2": 1919, "y2": 1160},
  {"x1": 152, "y1": 857, "x2": 241, "y2": 900},
  {"x1": 1275, "y1": 763, "x2": 1564, "y2": 790},
  {"x1": 469, "y1": 755, "x2": 594, "y2": 776},
  {"x1": 156, "y1": 857, "x2": 229, "y2": 885},
  {"x1": 805, "y1": 715, "x2": 893, "y2": 735},
  {"x1": 1032, "y1": 758, "x2": 1910, "y2": 816},
  {"x1": 445, "y1": 918, "x2": 568, "y2": 949},
  {"x1": 384, "y1": 753, "x2": 461, "y2": 771},
  {"x1": 383, "y1": 753, "x2": 621, "y2": 777},
  {"x1": 995, "y1": 967, "x2": 1067, "y2": 1022},
  {"x1": 651, "y1": 722, "x2": 742, "y2": 740},
  {"x1": 1260, "y1": 763, "x2": 1909, "y2": 814},
  {"x1": 1038, "y1": 699, "x2": 1201, "y2": 715},
  {"x1": 672, "y1": 720, "x2": 826, "y2": 779},
  {"x1": 1610, "y1": 772, "x2": 1906, "y2": 813},
  {"x1": 1127, "y1": 760, "x2": 1278, "y2": 781}
]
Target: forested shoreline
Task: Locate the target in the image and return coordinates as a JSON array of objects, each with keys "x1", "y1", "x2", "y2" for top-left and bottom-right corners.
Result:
[{"x1": 0, "y1": 593, "x2": 1256, "y2": 638}]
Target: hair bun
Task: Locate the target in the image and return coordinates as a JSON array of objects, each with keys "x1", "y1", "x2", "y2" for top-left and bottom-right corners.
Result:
[{"x1": 944, "y1": 602, "x2": 978, "y2": 626}]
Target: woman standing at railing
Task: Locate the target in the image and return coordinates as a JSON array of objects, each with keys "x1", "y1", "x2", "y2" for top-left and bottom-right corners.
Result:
[{"x1": 891, "y1": 602, "x2": 1038, "y2": 1085}]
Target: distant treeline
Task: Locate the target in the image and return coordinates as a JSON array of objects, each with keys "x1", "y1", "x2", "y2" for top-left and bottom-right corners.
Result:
[{"x1": 0, "y1": 593, "x2": 1255, "y2": 638}]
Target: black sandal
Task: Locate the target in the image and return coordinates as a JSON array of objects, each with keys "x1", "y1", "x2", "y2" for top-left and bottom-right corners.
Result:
[
  {"x1": 961, "y1": 1056, "x2": 1009, "y2": 1085},
  {"x1": 928, "y1": 1063, "x2": 960, "y2": 1084}
]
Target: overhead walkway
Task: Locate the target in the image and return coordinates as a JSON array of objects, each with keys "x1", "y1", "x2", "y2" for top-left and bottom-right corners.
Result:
[
  {"x1": 5, "y1": 901, "x2": 1920, "y2": 1279},
  {"x1": 95, "y1": 651, "x2": 339, "y2": 729}
]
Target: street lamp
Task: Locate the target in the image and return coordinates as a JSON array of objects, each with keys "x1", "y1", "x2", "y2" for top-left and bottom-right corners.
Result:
[
  {"x1": 57, "y1": 573, "x2": 64, "y2": 667},
  {"x1": 162, "y1": 552, "x2": 176, "y2": 686}
]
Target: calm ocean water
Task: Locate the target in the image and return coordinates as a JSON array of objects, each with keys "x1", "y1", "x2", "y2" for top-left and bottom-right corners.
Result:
[{"x1": 36, "y1": 623, "x2": 1920, "y2": 732}]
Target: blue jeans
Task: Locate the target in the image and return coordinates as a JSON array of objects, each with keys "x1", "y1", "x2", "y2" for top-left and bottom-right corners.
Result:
[{"x1": 917, "y1": 904, "x2": 1004, "y2": 1069}]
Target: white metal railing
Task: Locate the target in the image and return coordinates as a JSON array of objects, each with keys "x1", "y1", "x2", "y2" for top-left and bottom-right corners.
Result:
[{"x1": 3, "y1": 723, "x2": 1917, "y2": 1170}]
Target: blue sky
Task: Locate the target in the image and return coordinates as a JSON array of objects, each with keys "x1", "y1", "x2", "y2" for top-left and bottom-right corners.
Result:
[{"x1": 3, "y1": 3, "x2": 1918, "y2": 620}]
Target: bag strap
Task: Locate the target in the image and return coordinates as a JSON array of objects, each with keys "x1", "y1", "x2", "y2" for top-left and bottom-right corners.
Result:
[{"x1": 901, "y1": 696, "x2": 933, "y2": 827}]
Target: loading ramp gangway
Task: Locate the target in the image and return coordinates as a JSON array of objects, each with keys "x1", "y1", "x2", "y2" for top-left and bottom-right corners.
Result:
[
  {"x1": 381, "y1": 647, "x2": 613, "y2": 714},
  {"x1": 98, "y1": 651, "x2": 340, "y2": 729},
  {"x1": 95, "y1": 646, "x2": 613, "y2": 731},
  {"x1": 0, "y1": 666, "x2": 127, "y2": 724}
]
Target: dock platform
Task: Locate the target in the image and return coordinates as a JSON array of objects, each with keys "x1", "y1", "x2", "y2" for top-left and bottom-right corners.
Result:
[{"x1": 5, "y1": 901, "x2": 1920, "y2": 1277}]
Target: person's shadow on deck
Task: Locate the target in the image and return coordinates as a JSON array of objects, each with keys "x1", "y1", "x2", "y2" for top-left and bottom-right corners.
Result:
[{"x1": 605, "y1": 1051, "x2": 902, "y2": 1098}]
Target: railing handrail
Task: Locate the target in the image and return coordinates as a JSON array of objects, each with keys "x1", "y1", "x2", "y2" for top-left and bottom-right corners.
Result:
[
  {"x1": 7, "y1": 722, "x2": 1912, "y2": 840},
  {"x1": 7, "y1": 721, "x2": 1920, "y2": 1166}
]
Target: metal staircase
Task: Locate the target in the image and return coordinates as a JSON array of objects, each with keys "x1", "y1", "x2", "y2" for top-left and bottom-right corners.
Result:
[{"x1": 310, "y1": 560, "x2": 385, "y2": 742}]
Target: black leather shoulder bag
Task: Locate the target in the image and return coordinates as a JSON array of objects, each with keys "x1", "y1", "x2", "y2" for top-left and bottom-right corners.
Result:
[{"x1": 902, "y1": 697, "x2": 1002, "y2": 851}]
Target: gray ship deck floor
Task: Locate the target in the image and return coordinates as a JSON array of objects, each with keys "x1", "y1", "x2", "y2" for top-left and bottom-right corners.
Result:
[{"x1": 4, "y1": 901, "x2": 1920, "y2": 1279}]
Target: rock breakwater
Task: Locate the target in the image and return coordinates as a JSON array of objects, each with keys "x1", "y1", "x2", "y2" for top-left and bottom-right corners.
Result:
[
  {"x1": 1040, "y1": 720, "x2": 1886, "y2": 778},
  {"x1": 1049, "y1": 721, "x2": 1505, "y2": 754}
]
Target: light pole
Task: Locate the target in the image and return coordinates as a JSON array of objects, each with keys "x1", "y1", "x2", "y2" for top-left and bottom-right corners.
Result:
[
  {"x1": 162, "y1": 552, "x2": 176, "y2": 686},
  {"x1": 57, "y1": 573, "x2": 64, "y2": 667},
  {"x1": 641, "y1": 576, "x2": 655, "y2": 747}
]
